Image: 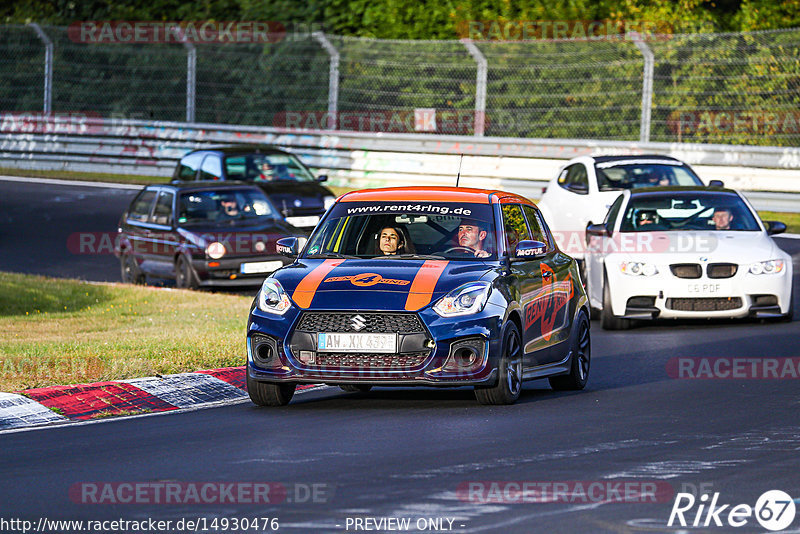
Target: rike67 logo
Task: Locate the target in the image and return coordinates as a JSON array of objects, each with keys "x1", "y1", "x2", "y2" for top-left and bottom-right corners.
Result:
[{"x1": 668, "y1": 490, "x2": 796, "y2": 531}]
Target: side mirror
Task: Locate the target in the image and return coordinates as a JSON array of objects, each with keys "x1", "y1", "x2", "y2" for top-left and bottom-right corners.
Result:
[
  {"x1": 708, "y1": 179, "x2": 724, "y2": 187},
  {"x1": 276, "y1": 236, "x2": 308, "y2": 258},
  {"x1": 317, "y1": 174, "x2": 328, "y2": 183},
  {"x1": 513, "y1": 240, "x2": 547, "y2": 260},
  {"x1": 585, "y1": 223, "x2": 610, "y2": 244},
  {"x1": 765, "y1": 221, "x2": 786, "y2": 236}
]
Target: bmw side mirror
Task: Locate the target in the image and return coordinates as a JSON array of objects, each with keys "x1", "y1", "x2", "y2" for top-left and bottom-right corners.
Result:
[
  {"x1": 317, "y1": 174, "x2": 328, "y2": 182},
  {"x1": 513, "y1": 240, "x2": 547, "y2": 260},
  {"x1": 765, "y1": 221, "x2": 786, "y2": 236},
  {"x1": 585, "y1": 223, "x2": 610, "y2": 244},
  {"x1": 708, "y1": 179, "x2": 724, "y2": 187}
]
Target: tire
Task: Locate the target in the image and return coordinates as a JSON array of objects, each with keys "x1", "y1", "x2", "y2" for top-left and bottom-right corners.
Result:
[
  {"x1": 601, "y1": 274, "x2": 630, "y2": 330},
  {"x1": 339, "y1": 385, "x2": 373, "y2": 393},
  {"x1": 246, "y1": 371, "x2": 296, "y2": 406},
  {"x1": 475, "y1": 322, "x2": 523, "y2": 405},
  {"x1": 120, "y1": 252, "x2": 145, "y2": 284},
  {"x1": 780, "y1": 283, "x2": 794, "y2": 322},
  {"x1": 175, "y1": 254, "x2": 199, "y2": 290},
  {"x1": 549, "y1": 311, "x2": 590, "y2": 390}
]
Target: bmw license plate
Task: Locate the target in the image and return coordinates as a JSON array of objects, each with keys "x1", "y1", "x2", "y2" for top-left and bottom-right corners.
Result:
[{"x1": 317, "y1": 333, "x2": 397, "y2": 353}]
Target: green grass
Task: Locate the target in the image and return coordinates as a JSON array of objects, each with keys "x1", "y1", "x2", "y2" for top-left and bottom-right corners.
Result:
[
  {"x1": 758, "y1": 211, "x2": 800, "y2": 234},
  {"x1": 0, "y1": 272, "x2": 253, "y2": 392}
]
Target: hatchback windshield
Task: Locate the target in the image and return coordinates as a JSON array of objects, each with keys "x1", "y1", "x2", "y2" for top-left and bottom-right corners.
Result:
[
  {"x1": 304, "y1": 201, "x2": 497, "y2": 260},
  {"x1": 619, "y1": 192, "x2": 760, "y2": 232},
  {"x1": 178, "y1": 189, "x2": 276, "y2": 224},
  {"x1": 596, "y1": 161, "x2": 703, "y2": 191},
  {"x1": 224, "y1": 153, "x2": 315, "y2": 183}
]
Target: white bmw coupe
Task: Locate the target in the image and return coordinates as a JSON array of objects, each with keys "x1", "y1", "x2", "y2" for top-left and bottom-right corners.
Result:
[{"x1": 584, "y1": 186, "x2": 793, "y2": 329}]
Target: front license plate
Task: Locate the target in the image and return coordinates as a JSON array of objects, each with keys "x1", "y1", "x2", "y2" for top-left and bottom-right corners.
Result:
[
  {"x1": 317, "y1": 333, "x2": 397, "y2": 353},
  {"x1": 240, "y1": 260, "x2": 283, "y2": 274},
  {"x1": 687, "y1": 282, "x2": 724, "y2": 295},
  {"x1": 285, "y1": 215, "x2": 320, "y2": 228}
]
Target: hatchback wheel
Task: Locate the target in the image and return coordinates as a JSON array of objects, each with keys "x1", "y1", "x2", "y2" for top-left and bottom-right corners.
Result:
[
  {"x1": 475, "y1": 322, "x2": 523, "y2": 405},
  {"x1": 120, "y1": 252, "x2": 144, "y2": 284},
  {"x1": 549, "y1": 311, "x2": 590, "y2": 390},
  {"x1": 247, "y1": 370, "x2": 296, "y2": 406},
  {"x1": 175, "y1": 255, "x2": 198, "y2": 290}
]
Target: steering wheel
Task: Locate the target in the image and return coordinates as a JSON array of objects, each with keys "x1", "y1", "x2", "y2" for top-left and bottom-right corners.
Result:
[{"x1": 443, "y1": 246, "x2": 476, "y2": 255}]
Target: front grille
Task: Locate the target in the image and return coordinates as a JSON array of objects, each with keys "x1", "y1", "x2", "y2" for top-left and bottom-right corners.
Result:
[
  {"x1": 707, "y1": 263, "x2": 738, "y2": 279},
  {"x1": 296, "y1": 312, "x2": 425, "y2": 334},
  {"x1": 314, "y1": 351, "x2": 429, "y2": 368},
  {"x1": 670, "y1": 264, "x2": 702, "y2": 279},
  {"x1": 666, "y1": 297, "x2": 742, "y2": 311}
]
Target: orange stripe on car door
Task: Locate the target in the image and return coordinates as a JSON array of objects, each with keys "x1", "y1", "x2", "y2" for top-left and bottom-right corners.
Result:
[
  {"x1": 405, "y1": 260, "x2": 449, "y2": 311},
  {"x1": 292, "y1": 259, "x2": 345, "y2": 308}
]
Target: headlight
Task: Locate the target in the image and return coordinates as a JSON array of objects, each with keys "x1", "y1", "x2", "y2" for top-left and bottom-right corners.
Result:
[
  {"x1": 433, "y1": 281, "x2": 492, "y2": 317},
  {"x1": 749, "y1": 260, "x2": 784, "y2": 275},
  {"x1": 620, "y1": 261, "x2": 658, "y2": 276},
  {"x1": 206, "y1": 241, "x2": 226, "y2": 260},
  {"x1": 257, "y1": 278, "x2": 292, "y2": 314},
  {"x1": 323, "y1": 196, "x2": 336, "y2": 210}
]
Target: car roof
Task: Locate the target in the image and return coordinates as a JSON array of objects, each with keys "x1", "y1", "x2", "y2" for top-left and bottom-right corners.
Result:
[
  {"x1": 337, "y1": 186, "x2": 535, "y2": 205},
  {"x1": 184, "y1": 145, "x2": 291, "y2": 156},
  {"x1": 591, "y1": 154, "x2": 687, "y2": 165}
]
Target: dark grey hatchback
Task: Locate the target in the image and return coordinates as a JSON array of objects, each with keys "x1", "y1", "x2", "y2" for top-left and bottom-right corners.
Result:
[
  {"x1": 115, "y1": 183, "x2": 303, "y2": 288},
  {"x1": 172, "y1": 145, "x2": 335, "y2": 231}
]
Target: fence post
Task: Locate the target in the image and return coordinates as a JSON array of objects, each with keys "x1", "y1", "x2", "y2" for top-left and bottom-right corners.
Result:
[
  {"x1": 183, "y1": 41, "x2": 196, "y2": 123},
  {"x1": 28, "y1": 23, "x2": 53, "y2": 115},
  {"x1": 631, "y1": 33, "x2": 654, "y2": 144},
  {"x1": 312, "y1": 32, "x2": 339, "y2": 130},
  {"x1": 461, "y1": 40, "x2": 487, "y2": 137}
]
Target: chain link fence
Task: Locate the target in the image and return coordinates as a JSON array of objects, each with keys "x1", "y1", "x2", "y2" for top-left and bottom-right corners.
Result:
[{"x1": 1, "y1": 24, "x2": 798, "y2": 146}]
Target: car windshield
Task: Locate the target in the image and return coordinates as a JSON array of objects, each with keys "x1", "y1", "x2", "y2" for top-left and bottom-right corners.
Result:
[
  {"x1": 596, "y1": 161, "x2": 703, "y2": 191},
  {"x1": 178, "y1": 189, "x2": 277, "y2": 224},
  {"x1": 303, "y1": 201, "x2": 497, "y2": 260},
  {"x1": 224, "y1": 153, "x2": 315, "y2": 183},
  {"x1": 619, "y1": 192, "x2": 760, "y2": 232}
]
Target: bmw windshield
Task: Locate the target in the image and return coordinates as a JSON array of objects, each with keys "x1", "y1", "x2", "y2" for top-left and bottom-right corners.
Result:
[
  {"x1": 303, "y1": 201, "x2": 497, "y2": 260},
  {"x1": 620, "y1": 192, "x2": 760, "y2": 232}
]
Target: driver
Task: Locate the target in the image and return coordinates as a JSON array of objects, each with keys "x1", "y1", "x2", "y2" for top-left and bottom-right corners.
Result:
[
  {"x1": 457, "y1": 219, "x2": 490, "y2": 258},
  {"x1": 712, "y1": 207, "x2": 734, "y2": 230}
]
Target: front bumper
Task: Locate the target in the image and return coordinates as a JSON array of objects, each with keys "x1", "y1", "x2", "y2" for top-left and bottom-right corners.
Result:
[
  {"x1": 192, "y1": 255, "x2": 289, "y2": 287},
  {"x1": 606, "y1": 264, "x2": 792, "y2": 320},
  {"x1": 247, "y1": 307, "x2": 504, "y2": 386}
]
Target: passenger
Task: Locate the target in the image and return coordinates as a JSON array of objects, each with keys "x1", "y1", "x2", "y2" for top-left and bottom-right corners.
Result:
[
  {"x1": 377, "y1": 226, "x2": 413, "y2": 255},
  {"x1": 219, "y1": 197, "x2": 240, "y2": 218},
  {"x1": 457, "y1": 219, "x2": 491, "y2": 258},
  {"x1": 636, "y1": 209, "x2": 658, "y2": 228},
  {"x1": 713, "y1": 207, "x2": 734, "y2": 230}
]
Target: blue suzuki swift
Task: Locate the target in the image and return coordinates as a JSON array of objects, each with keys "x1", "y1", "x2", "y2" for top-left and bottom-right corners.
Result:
[{"x1": 246, "y1": 187, "x2": 591, "y2": 405}]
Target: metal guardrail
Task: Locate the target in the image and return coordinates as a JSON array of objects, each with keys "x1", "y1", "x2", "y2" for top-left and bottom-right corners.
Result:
[{"x1": 0, "y1": 116, "x2": 798, "y2": 211}]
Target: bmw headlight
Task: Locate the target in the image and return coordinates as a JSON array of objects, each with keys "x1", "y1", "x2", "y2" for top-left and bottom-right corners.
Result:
[
  {"x1": 257, "y1": 278, "x2": 292, "y2": 314},
  {"x1": 749, "y1": 260, "x2": 784, "y2": 275},
  {"x1": 323, "y1": 196, "x2": 336, "y2": 210},
  {"x1": 433, "y1": 281, "x2": 492, "y2": 317},
  {"x1": 620, "y1": 261, "x2": 658, "y2": 276},
  {"x1": 206, "y1": 241, "x2": 226, "y2": 260}
]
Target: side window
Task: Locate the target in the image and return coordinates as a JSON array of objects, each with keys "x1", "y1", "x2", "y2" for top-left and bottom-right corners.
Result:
[
  {"x1": 199, "y1": 155, "x2": 223, "y2": 181},
  {"x1": 558, "y1": 164, "x2": 589, "y2": 194},
  {"x1": 151, "y1": 191, "x2": 174, "y2": 226},
  {"x1": 604, "y1": 194, "x2": 625, "y2": 231},
  {"x1": 177, "y1": 152, "x2": 204, "y2": 181},
  {"x1": 501, "y1": 204, "x2": 532, "y2": 251},
  {"x1": 128, "y1": 190, "x2": 157, "y2": 223},
  {"x1": 522, "y1": 205, "x2": 550, "y2": 249}
]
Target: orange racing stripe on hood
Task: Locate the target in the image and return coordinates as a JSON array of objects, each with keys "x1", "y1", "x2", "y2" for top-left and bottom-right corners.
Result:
[
  {"x1": 404, "y1": 260, "x2": 449, "y2": 311},
  {"x1": 292, "y1": 259, "x2": 345, "y2": 308}
]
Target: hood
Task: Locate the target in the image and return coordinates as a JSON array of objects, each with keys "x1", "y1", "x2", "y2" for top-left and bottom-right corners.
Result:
[
  {"x1": 612, "y1": 230, "x2": 779, "y2": 264},
  {"x1": 177, "y1": 219, "x2": 300, "y2": 256},
  {"x1": 274, "y1": 258, "x2": 495, "y2": 311},
  {"x1": 255, "y1": 181, "x2": 332, "y2": 214}
]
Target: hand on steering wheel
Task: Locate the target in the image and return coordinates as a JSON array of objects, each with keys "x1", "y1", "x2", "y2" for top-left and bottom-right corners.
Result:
[{"x1": 444, "y1": 246, "x2": 476, "y2": 255}]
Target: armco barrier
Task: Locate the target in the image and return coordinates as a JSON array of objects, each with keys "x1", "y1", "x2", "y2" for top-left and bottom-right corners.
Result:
[{"x1": 0, "y1": 116, "x2": 798, "y2": 210}]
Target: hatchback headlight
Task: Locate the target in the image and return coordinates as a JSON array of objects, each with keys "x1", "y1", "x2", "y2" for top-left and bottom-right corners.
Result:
[
  {"x1": 749, "y1": 260, "x2": 784, "y2": 275},
  {"x1": 620, "y1": 261, "x2": 658, "y2": 276},
  {"x1": 257, "y1": 278, "x2": 292, "y2": 314},
  {"x1": 206, "y1": 241, "x2": 226, "y2": 260},
  {"x1": 433, "y1": 281, "x2": 492, "y2": 317}
]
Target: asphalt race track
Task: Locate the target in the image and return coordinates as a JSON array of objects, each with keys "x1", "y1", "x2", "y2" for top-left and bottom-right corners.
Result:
[{"x1": 1, "y1": 178, "x2": 799, "y2": 533}]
